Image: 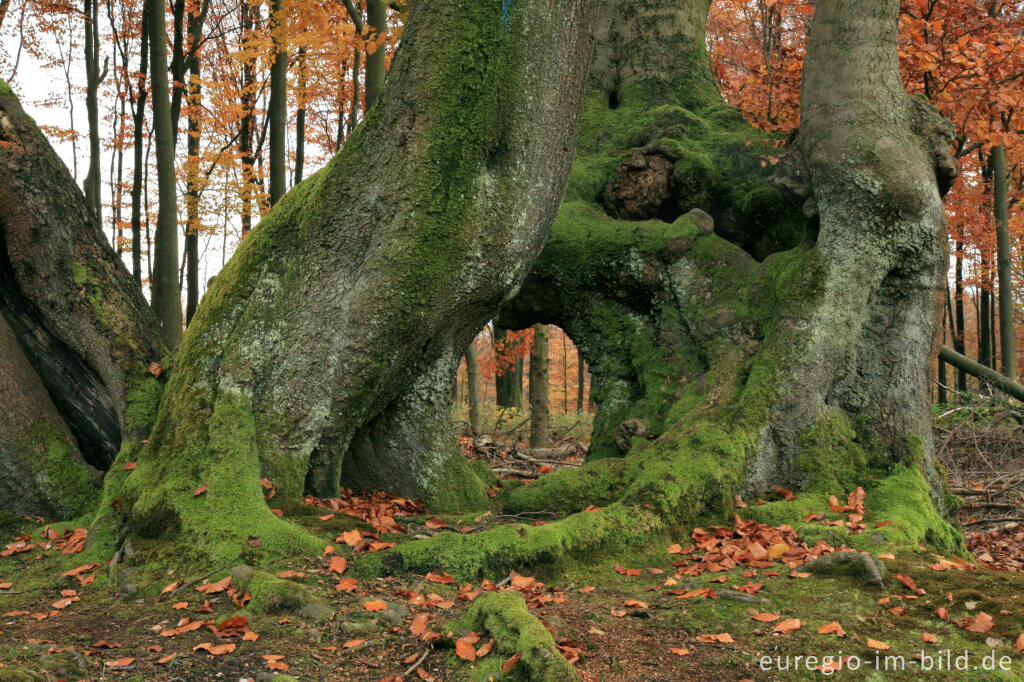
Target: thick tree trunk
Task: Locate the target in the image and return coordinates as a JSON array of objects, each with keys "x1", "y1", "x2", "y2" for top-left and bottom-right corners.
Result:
[
  {"x1": 0, "y1": 85, "x2": 164, "y2": 518},
  {"x1": 98, "y1": 0, "x2": 593, "y2": 564},
  {"x1": 384, "y1": 0, "x2": 963, "y2": 581},
  {"x1": 528, "y1": 324, "x2": 549, "y2": 448}
]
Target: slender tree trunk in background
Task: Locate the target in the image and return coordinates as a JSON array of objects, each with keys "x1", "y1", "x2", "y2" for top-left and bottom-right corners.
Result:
[
  {"x1": 168, "y1": 0, "x2": 185, "y2": 136},
  {"x1": 184, "y1": 10, "x2": 203, "y2": 325},
  {"x1": 268, "y1": 0, "x2": 287, "y2": 206},
  {"x1": 349, "y1": 49, "x2": 361, "y2": 136},
  {"x1": 465, "y1": 342, "x2": 482, "y2": 434},
  {"x1": 992, "y1": 142, "x2": 1016, "y2": 380},
  {"x1": 938, "y1": 309, "x2": 948, "y2": 404},
  {"x1": 561, "y1": 331, "x2": 568, "y2": 413},
  {"x1": 365, "y1": 0, "x2": 387, "y2": 112},
  {"x1": 294, "y1": 48, "x2": 307, "y2": 185},
  {"x1": 992, "y1": 290, "x2": 999, "y2": 369},
  {"x1": 577, "y1": 358, "x2": 585, "y2": 413},
  {"x1": 954, "y1": 241, "x2": 967, "y2": 392},
  {"x1": 130, "y1": 9, "x2": 149, "y2": 287},
  {"x1": 980, "y1": 253, "x2": 992, "y2": 369},
  {"x1": 83, "y1": 0, "x2": 102, "y2": 223},
  {"x1": 238, "y1": 1, "x2": 256, "y2": 235},
  {"x1": 529, "y1": 324, "x2": 550, "y2": 448},
  {"x1": 146, "y1": 0, "x2": 183, "y2": 348},
  {"x1": 494, "y1": 325, "x2": 523, "y2": 410}
]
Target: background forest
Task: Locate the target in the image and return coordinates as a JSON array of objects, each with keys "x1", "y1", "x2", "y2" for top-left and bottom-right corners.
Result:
[{"x1": 3, "y1": 0, "x2": 1023, "y2": 401}]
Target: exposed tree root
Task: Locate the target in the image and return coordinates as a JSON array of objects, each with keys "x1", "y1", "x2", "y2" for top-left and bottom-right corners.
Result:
[{"x1": 459, "y1": 591, "x2": 579, "y2": 682}]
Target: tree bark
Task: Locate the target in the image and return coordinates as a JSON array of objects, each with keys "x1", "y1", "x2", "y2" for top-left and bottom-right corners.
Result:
[
  {"x1": 0, "y1": 87, "x2": 164, "y2": 517},
  {"x1": 96, "y1": 0, "x2": 594, "y2": 563},
  {"x1": 529, "y1": 324, "x2": 549, "y2": 448},
  {"x1": 147, "y1": 0, "x2": 183, "y2": 348}
]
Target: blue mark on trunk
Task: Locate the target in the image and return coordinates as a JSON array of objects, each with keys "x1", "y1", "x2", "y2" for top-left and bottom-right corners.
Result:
[{"x1": 501, "y1": 0, "x2": 513, "y2": 28}]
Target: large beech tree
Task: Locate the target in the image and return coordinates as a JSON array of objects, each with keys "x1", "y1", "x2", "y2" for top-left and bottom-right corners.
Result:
[{"x1": 1, "y1": 0, "x2": 962, "y2": 603}]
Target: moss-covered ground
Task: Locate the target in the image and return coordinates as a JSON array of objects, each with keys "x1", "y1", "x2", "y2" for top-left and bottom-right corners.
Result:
[{"x1": 4, "y1": 474, "x2": 1024, "y2": 681}]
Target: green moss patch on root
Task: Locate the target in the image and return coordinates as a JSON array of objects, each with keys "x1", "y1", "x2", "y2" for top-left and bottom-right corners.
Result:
[{"x1": 457, "y1": 591, "x2": 579, "y2": 682}]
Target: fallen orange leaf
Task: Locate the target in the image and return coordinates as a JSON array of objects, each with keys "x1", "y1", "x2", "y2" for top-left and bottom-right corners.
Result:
[
  {"x1": 502, "y1": 652, "x2": 522, "y2": 673},
  {"x1": 455, "y1": 637, "x2": 477, "y2": 661},
  {"x1": 752, "y1": 613, "x2": 781, "y2": 622},
  {"x1": 922, "y1": 632, "x2": 938, "y2": 643},
  {"x1": 329, "y1": 556, "x2": 347, "y2": 574},
  {"x1": 343, "y1": 639, "x2": 366, "y2": 648},
  {"x1": 336, "y1": 578, "x2": 358, "y2": 591},
  {"x1": 196, "y1": 576, "x2": 231, "y2": 594},
  {"x1": 817, "y1": 621, "x2": 846, "y2": 637},
  {"x1": 363, "y1": 600, "x2": 387, "y2": 611},
  {"x1": 774, "y1": 618, "x2": 802, "y2": 634},
  {"x1": 866, "y1": 638, "x2": 890, "y2": 650},
  {"x1": 194, "y1": 484, "x2": 207, "y2": 496},
  {"x1": 105, "y1": 658, "x2": 134, "y2": 667},
  {"x1": 965, "y1": 612, "x2": 994, "y2": 633},
  {"x1": 670, "y1": 647, "x2": 690, "y2": 656},
  {"x1": 194, "y1": 642, "x2": 236, "y2": 655}
]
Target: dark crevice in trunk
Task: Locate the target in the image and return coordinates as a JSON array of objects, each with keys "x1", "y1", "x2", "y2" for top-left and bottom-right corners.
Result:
[{"x1": 0, "y1": 227, "x2": 120, "y2": 470}]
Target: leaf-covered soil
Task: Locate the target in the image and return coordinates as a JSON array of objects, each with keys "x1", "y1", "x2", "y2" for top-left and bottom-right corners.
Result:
[{"x1": 3, "y1": 418, "x2": 1024, "y2": 681}]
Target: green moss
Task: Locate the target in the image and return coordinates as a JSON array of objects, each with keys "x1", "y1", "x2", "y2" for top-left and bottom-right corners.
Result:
[
  {"x1": 246, "y1": 570, "x2": 318, "y2": 616},
  {"x1": 20, "y1": 421, "x2": 99, "y2": 519},
  {"x1": 791, "y1": 410, "x2": 870, "y2": 493},
  {"x1": 116, "y1": 390, "x2": 322, "y2": 569},
  {"x1": 0, "y1": 79, "x2": 13, "y2": 96},
  {"x1": 457, "y1": 592, "x2": 578, "y2": 682},
  {"x1": 866, "y1": 465, "x2": 964, "y2": 556},
  {"x1": 71, "y1": 262, "x2": 111, "y2": 330}
]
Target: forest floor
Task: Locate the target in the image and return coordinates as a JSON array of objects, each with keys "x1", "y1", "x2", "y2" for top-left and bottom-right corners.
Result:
[{"x1": 2, "y1": 406, "x2": 1024, "y2": 681}]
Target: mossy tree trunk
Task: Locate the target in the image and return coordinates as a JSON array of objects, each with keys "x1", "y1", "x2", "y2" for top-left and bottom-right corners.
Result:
[
  {"x1": 0, "y1": 86, "x2": 165, "y2": 519},
  {"x1": 93, "y1": 0, "x2": 594, "y2": 566},
  {"x1": 382, "y1": 0, "x2": 965, "y2": 581}
]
